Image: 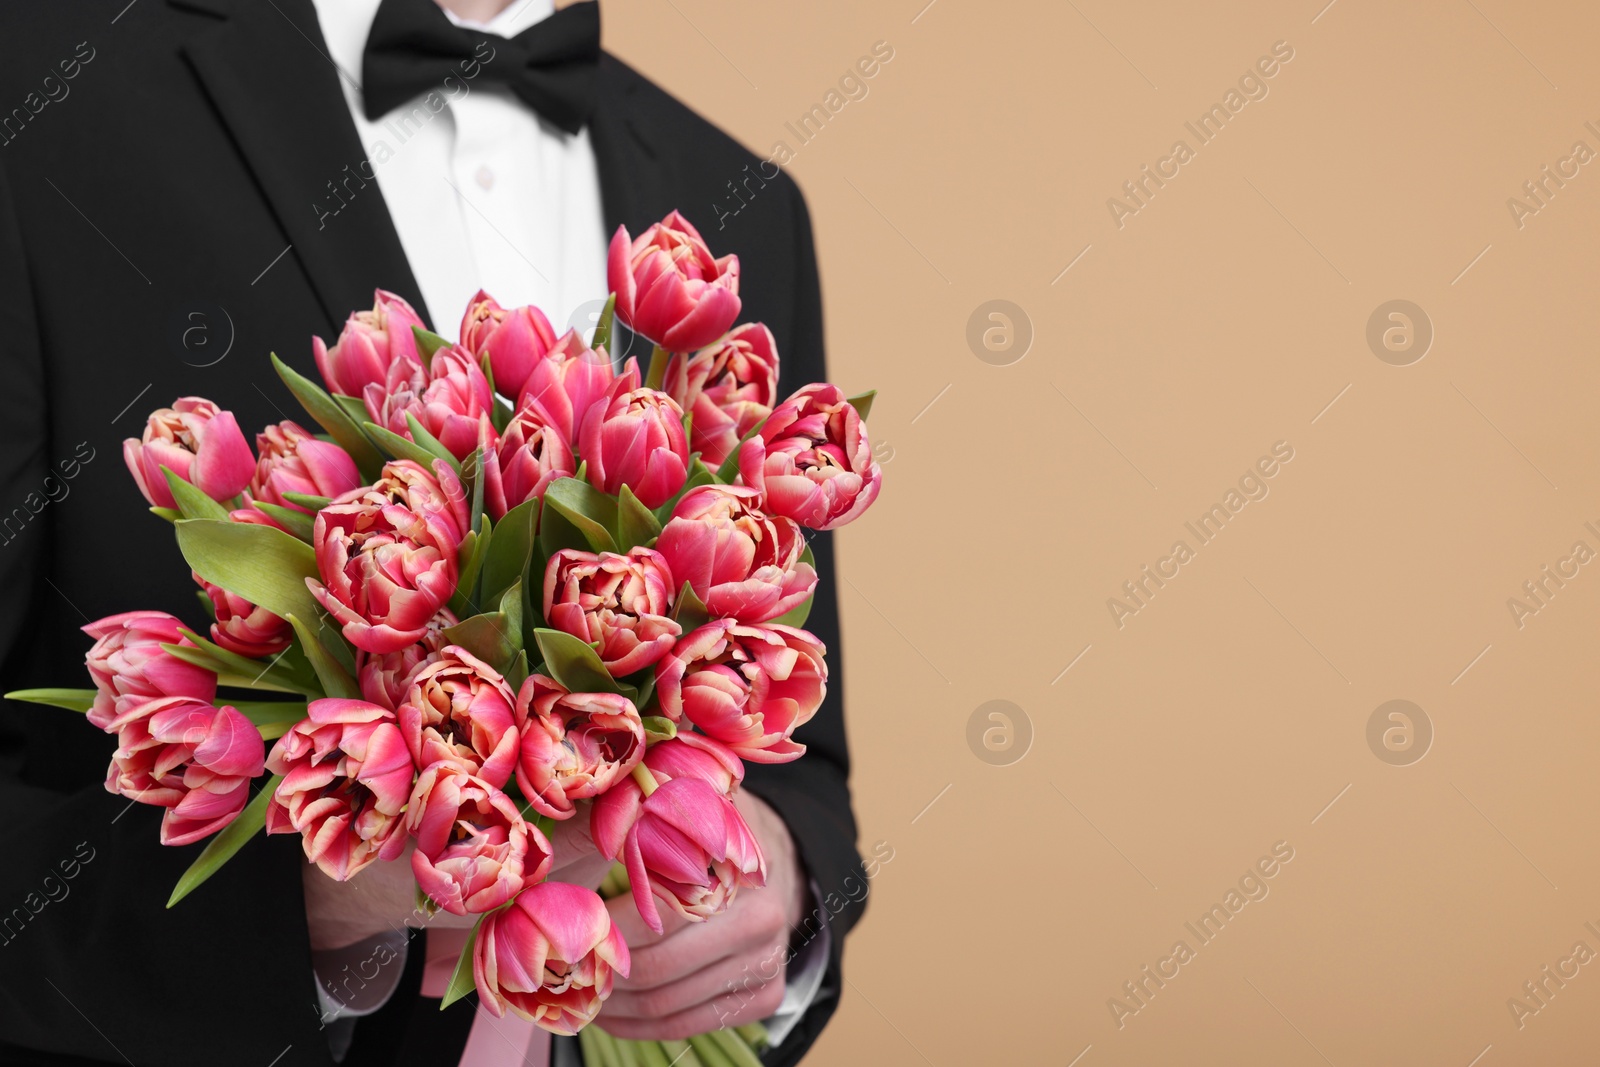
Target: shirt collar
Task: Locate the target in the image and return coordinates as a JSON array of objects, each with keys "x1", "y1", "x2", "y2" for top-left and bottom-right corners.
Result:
[{"x1": 307, "y1": 0, "x2": 560, "y2": 96}]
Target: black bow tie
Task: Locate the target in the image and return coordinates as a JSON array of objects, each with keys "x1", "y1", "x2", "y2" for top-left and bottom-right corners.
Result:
[{"x1": 361, "y1": 0, "x2": 601, "y2": 133}]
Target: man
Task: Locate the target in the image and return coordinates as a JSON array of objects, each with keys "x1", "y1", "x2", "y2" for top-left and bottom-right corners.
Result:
[{"x1": 0, "y1": 1, "x2": 864, "y2": 1064}]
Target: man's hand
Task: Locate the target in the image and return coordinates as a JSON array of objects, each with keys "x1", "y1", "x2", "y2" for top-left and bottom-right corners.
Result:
[
  {"x1": 598, "y1": 789, "x2": 806, "y2": 1040},
  {"x1": 300, "y1": 807, "x2": 612, "y2": 952}
]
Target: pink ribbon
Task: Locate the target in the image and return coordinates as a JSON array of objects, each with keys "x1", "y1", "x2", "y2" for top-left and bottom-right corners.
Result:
[{"x1": 424, "y1": 927, "x2": 553, "y2": 1067}]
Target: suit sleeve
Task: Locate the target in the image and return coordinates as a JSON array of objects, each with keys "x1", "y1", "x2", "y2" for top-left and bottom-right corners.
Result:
[
  {"x1": 0, "y1": 160, "x2": 327, "y2": 1067},
  {"x1": 738, "y1": 176, "x2": 867, "y2": 1067}
]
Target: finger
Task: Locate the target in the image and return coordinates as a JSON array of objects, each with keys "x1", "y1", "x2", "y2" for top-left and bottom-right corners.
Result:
[
  {"x1": 605, "y1": 890, "x2": 691, "y2": 949},
  {"x1": 614, "y1": 898, "x2": 780, "y2": 992},
  {"x1": 599, "y1": 976, "x2": 788, "y2": 1042},
  {"x1": 603, "y1": 944, "x2": 787, "y2": 1022}
]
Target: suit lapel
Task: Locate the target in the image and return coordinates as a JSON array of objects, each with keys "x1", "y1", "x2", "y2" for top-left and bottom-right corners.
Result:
[
  {"x1": 588, "y1": 56, "x2": 670, "y2": 235},
  {"x1": 174, "y1": 0, "x2": 430, "y2": 329}
]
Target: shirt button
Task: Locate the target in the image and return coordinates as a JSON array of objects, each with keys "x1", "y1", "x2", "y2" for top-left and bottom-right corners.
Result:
[{"x1": 474, "y1": 165, "x2": 495, "y2": 190}]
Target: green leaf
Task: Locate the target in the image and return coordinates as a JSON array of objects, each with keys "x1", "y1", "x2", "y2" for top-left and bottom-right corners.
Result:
[
  {"x1": 284, "y1": 613, "x2": 359, "y2": 699},
  {"x1": 846, "y1": 389, "x2": 877, "y2": 421},
  {"x1": 481, "y1": 499, "x2": 538, "y2": 605},
  {"x1": 196, "y1": 588, "x2": 217, "y2": 619},
  {"x1": 438, "y1": 919, "x2": 483, "y2": 1009},
  {"x1": 644, "y1": 344, "x2": 669, "y2": 391},
  {"x1": 176, "y1": 519, "x2": 320, "y2": 627},
  {"x1": 539, "y1": 497, "x2": 595, "y2": 560},
  {"x1": 543, "y1": 478, "x2": 617, "y2": 553},
  {"x1": 167, "y1": 774, "x2": 281, "y2": 907},
  {"x1": 172, "y1": 626, "x2": 316, "y2": 694},
  {"x1": 506, "y1": 648, "x2": 530, "y2": 692},
  {"x1": 640, "y1": 715, "x2": 676, "y2": 743},
  {"x1": 448, "y1": 521, "x2": 492, "y2": 617},
  {"x1": 282, "y1": 491, "x2": 332, "y2": 512},
  {"x1": 149, "y1": 506, "x2": 182, "y2": 524},
  {"x1": 229, "y1": 700, "x2": 309, "y2": 731},
  {"x1": 404, "y1": 412, "x2": 461, "y2": 472},
  {"x1": 4, "y1": 688, "x2": 97, "y2": 713},
  {"x1": 332, "y1": 394, "x2": 369, "y2": 425},
  {"x1": 271, "y1": 353, "x2": 385, "y2": 480},
  {"x1": 364, "y1": 420, "x2": 454, "y2": 472},
  {"x1": 671, "y1": 582, "x2": 712, "y2": 632},
  {"x1": 442, "y1": 583, "x2": 521, "y2": 677},
  {"x1": 714, "y1": 419, "x2": 769, "y2": 484},
  {"x1": 766, "y1": 544, "x2": 816, "y2": 628},
  {"x1": 464, "y1": 446, "x2": 487, "y2": 534},
  {"x1": 412, "y1": 326, "x2": 452, "y2": 368},
  {"x1": 663, "y1": 457, "x2": 719, "y2": 518},
  {"x1": 251, "y1": 502, "x2": 315, "y2": 542},
  {"x1": 161, "y1": 469, "x2": 231, "y2": 521},
  {"x1": 533, "y1": 627, "x2": 621, "y2": 695},
  {"x1": 616, "y1": 485, "x2": 662, "y2": 549},
  {"x1": 591, "y1": 292, "x2": 617, "y2": 351},
  {"x1": 492, "y1": 392, "x2": 515, "y2": 435}
]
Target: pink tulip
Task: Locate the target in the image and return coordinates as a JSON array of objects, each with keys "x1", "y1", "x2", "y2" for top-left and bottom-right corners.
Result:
[
  {"x1": 265, "y1": 698, "x2": 415, "y2": 880},
  {"x1": 397, "y1": 646, "x2": 519, "y2": 788},
  {"x1": 739, "y1": 383, "x2": 881, "y2": 530},
  {"x1": 484, "y1": 397, "x2": 575, "y2": 520},
  {"x1": 193, "y1": 572, "x2": 293, "y2": 660},
  {"x1": 590, "y1": 735, "x2": 765, "y2": 933},
  {"x1": 473, "y1": 880, "x2": 630, "y2": 1033},
  {"x1": 608, "y1": 211, "x2": 741, "y2": 352},
  {"x1": 365, "y1": 344, "x2": 497, "y2": 462},
  {"x1": 407, "y1": 763, "x2": 550, "y2": 916},
  {"x1": 544, "y1": 548, "x2": 682, "y2": 677},
  {"x1": 459, "y1": 291, "x2": 558, "y2": 401},
  {"x1": 637, "y1": 730, "x2": 747, "y2": 793},
  {"x1": 654, "y1": 485, "x2": 815, "y2": 623},
  {"x1": 579, "y1": 383, "x2": 688, "y2": 509},
  {"x1": 517, "y1": 329, "x2": 628, "y2": 444},
  {"x1": 123, "y1": 397, "x2": 255, "y2": 508},
  {"x1": 357, "y1": 607, "x2": 456, "y2": 710},
  {"x1": 313, "y1": 289, "x2": 425, "y2": 398},
  {"x1": 656, "y1": 620, "x2": 825, "y2": 763},
  {"x1": 101, "y1": 696, "x2": 266, "y2": 846},
  {"x1": 513, "y1": 674, "x2": 645, "y2": 821},
  {"x1": 663, "y1": 323, "x2": 779, "y2": 467},
  {"x1": 246, "y1": 420, "x2": 362, "y2": 515},
  {"x1": 82, "y1": 611, "x2": 217, "y2": 731},
  {"x1": 365, "y1": 458, "x2": 472, "y2": 545},
  {"x1": 309, "y1": 461, "x2": 463, "y2": 654}
]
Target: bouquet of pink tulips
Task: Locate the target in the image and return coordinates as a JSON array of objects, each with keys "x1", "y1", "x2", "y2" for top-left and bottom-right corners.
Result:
[{"x1": 8, "y1": 210, "x2": 880, "y2": 1064}]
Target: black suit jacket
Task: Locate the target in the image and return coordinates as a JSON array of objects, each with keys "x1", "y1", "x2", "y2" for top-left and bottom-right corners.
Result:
[{"x1": 0, "y1": 3, "x2": 864, "y2": 1064}]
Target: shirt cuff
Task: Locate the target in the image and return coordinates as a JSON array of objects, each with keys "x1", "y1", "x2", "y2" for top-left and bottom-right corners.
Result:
[
  {"x1": 312, "y1": 927, "x2": 412, "y2": 1023},
  {"x1": 761, "y1": 878, "x2": 833, "y2": 1048}
]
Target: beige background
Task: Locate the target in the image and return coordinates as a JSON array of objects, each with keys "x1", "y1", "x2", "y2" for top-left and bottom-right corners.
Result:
[{"x1": 606, "y1": 1, "x2": 1600, "y2": 1063}]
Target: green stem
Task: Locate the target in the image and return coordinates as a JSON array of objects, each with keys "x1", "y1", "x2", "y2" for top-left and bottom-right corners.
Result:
[
  {"x1": 732, "y1": 1023, "x2": 769, "y2": 1051},
  {"x1": 708, "y1": 1030, "x2": 765, "y2": 1067},
  {"x1": 686, "y1": 1034, "x2": 736, "y2": 1067},
  {"x1": 632, "y1": 763, "x2": 659, "y2": 798},
  {"x1": 578, "y1": 1025, "x2": 604, "y2": 1066},
  {"x1": 595, "y1": 1029, "x2": 624, "y2": 1067},
  {"x1": 660, "y1": 1040, "x2": 704, "y2": 1067},
  {"x1": 644, "y1": 345, "x2": 669, "y2": 390},
  {"x1": 633, "y1": 1041, "x2": 672, "y2": 1067},
  {"x1": 612, "y1": 1035, "x2": 641, "y2": 1067}
]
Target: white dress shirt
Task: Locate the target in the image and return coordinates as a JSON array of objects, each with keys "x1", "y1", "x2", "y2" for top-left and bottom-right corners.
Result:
[
  {"x1": 311, "y1": 0, "x2": 608, "y2": 339},
  {"x1": 302, "y1": 1, "x2": 829, "y2": 1060}
]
